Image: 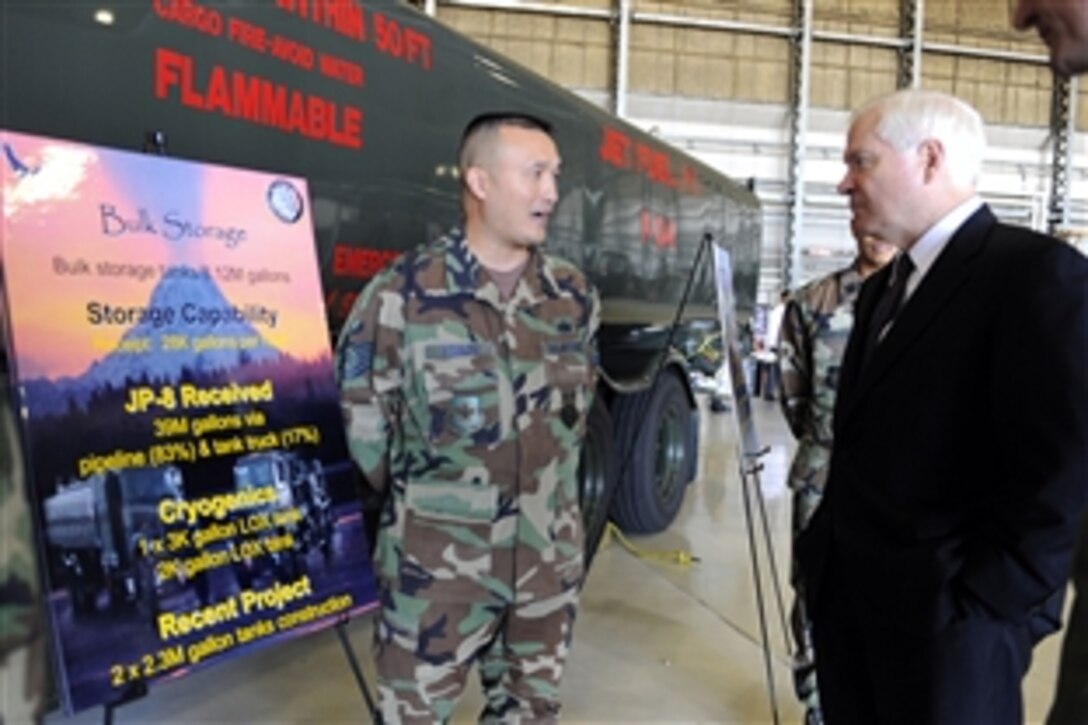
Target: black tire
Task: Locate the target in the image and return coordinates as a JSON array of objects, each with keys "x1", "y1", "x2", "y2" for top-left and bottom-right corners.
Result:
[
  {"x1": 233, "y1": 562, "x2": 255, "y2": 591},
  {"x1": 193, "y1": 570, "x2": 212, "y2": 607},
  {"x1": 70, "y1": 581, "x2": 96, "y2": 617},
  {"x1": 67, "y1": 552, "x2": 99, "y2": 618},
  {"x1": 108, "y1": 571, "x2": 131, "y2": 611},
  {"x1": 318, "y1": 509, "x2": 335, "y2": 561},
  {"x1": 609, "y1": 369, "x2": 694, "y2": 534},
  {"x1": 685, "y1": 403, "x2": 700, "y2": 486},
  {"x1": 134, "y1": 554, "x2": 159, "y2": 625},
  {"x1": 578, "y1": 395, "x2": 618, "y2": 570},
  {"x1": 275, "y1": 548, "x2": 307, "y2": 582}
]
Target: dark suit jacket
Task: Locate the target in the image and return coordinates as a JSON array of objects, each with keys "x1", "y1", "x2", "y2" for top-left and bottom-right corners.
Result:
[{"x1": 799, "y1": 205, "x2": 1088, "y2": 638}]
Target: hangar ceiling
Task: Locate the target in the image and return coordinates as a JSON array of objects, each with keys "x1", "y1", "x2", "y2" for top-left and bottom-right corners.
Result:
[{"x1": 416, "y1": 0, "x2": 1084, "y2": 297}]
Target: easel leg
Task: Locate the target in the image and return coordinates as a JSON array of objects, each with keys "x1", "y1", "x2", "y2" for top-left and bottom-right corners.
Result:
[
  {"x1": 739, "y1": 460, "x2": 781, "y2": 725},
  {"x1": 335, "y1": 619, "x2": 382, "y2": 725},
  {"x1": 751, "y1": 465, "x2": 793, "y2": 654},
  {"x1": 100, "y1": 680, "x2": 148, "y2": 725},
  {"x1": 737, "y1": 451, "x2": 792, "y2": 725}
]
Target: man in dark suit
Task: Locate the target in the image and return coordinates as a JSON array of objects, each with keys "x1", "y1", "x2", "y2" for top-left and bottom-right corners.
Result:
[
  {"x1": 799, "y1": 88, "x2": 1088, "y2": 725},
  {"x1": 1011, "y1": 6, "x2": 1088, "y2": 722}
]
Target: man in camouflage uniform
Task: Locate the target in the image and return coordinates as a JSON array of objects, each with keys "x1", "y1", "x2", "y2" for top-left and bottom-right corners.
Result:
[
  {"x1": 1, "y1": 287, "x2": 46, "y2": 725},
  {"x1": 776, "y1": 234, "x2": 895, "y2": 725},
  {"x1": 336, "y1": 112, "x2": 599, "y2": 724}
]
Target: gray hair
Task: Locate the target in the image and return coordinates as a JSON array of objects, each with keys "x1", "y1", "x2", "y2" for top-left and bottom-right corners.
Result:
[{"x1": 854, "y1": 89, "x2": 986, "y2": 188}]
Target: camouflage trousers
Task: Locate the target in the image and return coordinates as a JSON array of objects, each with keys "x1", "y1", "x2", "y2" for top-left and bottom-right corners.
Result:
[
  {"x1": 1, "y1": 384, "x2": 47, "y2": 725},
  {"x1": 375, "y1": 586, "x2": 578, "y2": 724},
  {"x1": 790, "y1": 483, "x2": 824, "y2": 725},
  {"x1": 0, "y1": 635, "x2": 46, "y2": 725}
]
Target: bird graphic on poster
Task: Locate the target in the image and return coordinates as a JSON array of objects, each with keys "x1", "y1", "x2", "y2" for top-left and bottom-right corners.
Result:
[{"x1": 3, "y1": 142, "x2": 40, "y2": 178}]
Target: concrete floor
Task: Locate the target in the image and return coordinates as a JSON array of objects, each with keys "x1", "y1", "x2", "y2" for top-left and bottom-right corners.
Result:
[{"x1": 47, "y1": 396, "x2": 1065, "y2": 724}]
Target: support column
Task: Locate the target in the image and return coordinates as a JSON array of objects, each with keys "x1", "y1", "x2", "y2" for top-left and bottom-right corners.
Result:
[
  {"x1": 897, "y1": 0, "x2": 923, "y2": 88},
  {"x1": 1048, "y1": 74, "x2": 1076, "y2": 234},
  {"x1": 784, "y1": 0, "x2": 813, "y2": 290},
  {"x1": 613, "y1": 0, "x2": 631, "y2": 118}
]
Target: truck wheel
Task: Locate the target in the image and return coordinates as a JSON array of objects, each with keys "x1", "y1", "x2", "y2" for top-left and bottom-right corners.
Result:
[
  {"x1": 609, "y1": 369, "x2": 693, "y2": 534},
  {"x1": 315, "y1": 509, "x2": 335, "y2": 562},
  {"x1": 108, "y1": 572, "x2": 131, "y2": 611},
  {"x1": 193, "y1": 571, "x2": 212, "y2": 607},
  {"x1": 578, "y1": 395, "x2": 617, "y2": 570},
  {"x1": 275, "y1": 549, "x2": 306, "y2": 582},
  {"x1": 686, "y1": 400, "x2": 700, "y2": 485},
  {"x1": 66, "y1": 554, "x2": 98, "y2": 618},
  {"x1": 134, "y1": 555, "x2": 159, "y2": 625},
  {"x1": 70, "y1": 582, "x2": 96, "y2": 617},
  {"x1": 233, "y1": 562, "x2": 255, "y2": 591}
]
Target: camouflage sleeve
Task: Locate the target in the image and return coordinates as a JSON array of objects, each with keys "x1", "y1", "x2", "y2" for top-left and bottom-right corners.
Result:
[
  {"x1": 777, "y1": 297, "x2": 812, "y2": 440},
  {"x1": 334, "y1": 267, "x2": 406, "y2": 494},
  {"x1": 0, "y1": 364, "x2": 47, "y2": 723},
  {"x1": 586, "y1": 283, "x2": 601, "y2": 401}
]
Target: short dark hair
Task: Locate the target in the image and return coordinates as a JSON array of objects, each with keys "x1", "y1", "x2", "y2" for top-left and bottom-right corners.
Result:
[{"x1": 458, "y1": 112, "x2": 554, "y2": 174}]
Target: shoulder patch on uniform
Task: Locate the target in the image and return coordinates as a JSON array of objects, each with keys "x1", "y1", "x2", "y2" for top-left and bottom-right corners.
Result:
[{"x1": 341, "y1": 341, "x2": 375, "y2": 379}]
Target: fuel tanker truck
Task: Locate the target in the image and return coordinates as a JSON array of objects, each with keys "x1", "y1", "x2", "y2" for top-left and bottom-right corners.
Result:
[
  {"x1": 42, "y1": 466, "x2": 186, "y2": 618},
  {"x1": 1, "y1": 0, "x2": 762, "y2": 560},
  {"x1": 229, "y1": 450, "x2": 335, "y2": 587}
]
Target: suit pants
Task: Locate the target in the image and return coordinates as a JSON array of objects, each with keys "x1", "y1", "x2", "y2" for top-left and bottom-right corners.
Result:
[
  {"x1": 1047, "y1": 514, "x2": 1088, "y2": 725},
  {"x1": 375, "y1": 586, "x2": 578, "y2": 725},
  {"x1": 812, "y1": 562, "x2": 1032, "y2": 725}
]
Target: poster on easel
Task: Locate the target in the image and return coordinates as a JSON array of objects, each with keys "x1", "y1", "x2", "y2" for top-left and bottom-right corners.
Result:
[
  {"x1": 0, "y1": 130, "x2": 378, "y2": 714},
  {"x1": 711, "y1": 244, "x2": 761, "y2": 458}
]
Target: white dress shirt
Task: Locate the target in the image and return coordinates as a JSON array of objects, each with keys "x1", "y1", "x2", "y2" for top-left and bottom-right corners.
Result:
[{"x1": 902, "y1": 195, "x2": 984, "y2": 303}]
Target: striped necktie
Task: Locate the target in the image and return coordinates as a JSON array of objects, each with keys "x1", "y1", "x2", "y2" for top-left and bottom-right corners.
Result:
[{"x1": 862, "y1": 253, "x2": 915, "y2": 366}]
